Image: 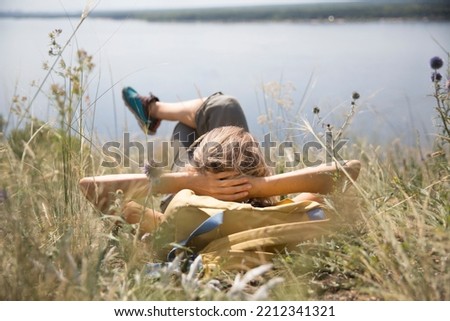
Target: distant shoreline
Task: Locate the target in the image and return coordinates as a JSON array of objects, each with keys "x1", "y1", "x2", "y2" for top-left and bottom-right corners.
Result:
[{"x1": 1, "y1": 3, "x2": 449, "y2": 22}]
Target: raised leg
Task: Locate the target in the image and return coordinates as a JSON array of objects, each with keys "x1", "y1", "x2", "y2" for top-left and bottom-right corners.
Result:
[
  {"x1": 149, "y1": 98, "x2": 205, "y2": 129},
  {"x1": 142, "y1": 91, "x2": 249, "y2": 135}
]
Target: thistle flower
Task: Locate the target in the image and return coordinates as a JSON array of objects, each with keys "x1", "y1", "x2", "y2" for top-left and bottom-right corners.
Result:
[
  {"x1": 430, "y1": 56, "x2": 444, "y2": 70},
  {"x1": 431, "y1": 72, "x2": 442, "y2": 82},
  {"x1": 143, "y1": 161, "x2": 164, "y2": 183}
]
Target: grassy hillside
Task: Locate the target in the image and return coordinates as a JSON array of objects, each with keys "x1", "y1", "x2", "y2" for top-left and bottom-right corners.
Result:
[{"x1": 0, "y1": 10, "x2": 449, "y2": 301}]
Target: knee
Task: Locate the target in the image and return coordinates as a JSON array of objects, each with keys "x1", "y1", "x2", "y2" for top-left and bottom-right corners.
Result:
[
  {"x1": 201, "y1": 93, "x2": 249, "y2": 131},
  {"x1": 294, "y1": 193, "x2": 325, "y2": 204},
  {"x1": 221, "y1": 95, "x2": 242, "y2": 111},
  {"x1": 122, "y1": 201, "x2": 164, "y2": 234},
  {"x1": 210, "y1": 95, "x2": 247, "y2": 122}
]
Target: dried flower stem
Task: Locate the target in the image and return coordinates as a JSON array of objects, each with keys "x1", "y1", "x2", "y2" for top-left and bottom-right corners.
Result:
[
  {"x1": 433, "y1": 83, "x2": 450, "y2": 138},
  {"x1": 18, "y1": 12, "x2": 90, "y2": 129}
]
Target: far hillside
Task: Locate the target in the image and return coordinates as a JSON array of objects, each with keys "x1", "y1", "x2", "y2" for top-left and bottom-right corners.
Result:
[{"x1": 1, "y1": 1, "x2": 449, "y2": 22}]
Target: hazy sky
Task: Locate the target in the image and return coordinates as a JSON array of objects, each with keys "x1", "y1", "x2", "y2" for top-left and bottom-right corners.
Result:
[{"x1": 1, "y1": 0, "x2": 354, "y2": 12}]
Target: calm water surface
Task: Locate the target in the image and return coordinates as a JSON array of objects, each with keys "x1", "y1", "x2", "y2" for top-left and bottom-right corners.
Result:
[{"x1": 1, "y1": 18, "x2": 449, "y2": 147}]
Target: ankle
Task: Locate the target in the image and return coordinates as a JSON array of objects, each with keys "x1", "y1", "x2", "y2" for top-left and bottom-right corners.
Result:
[{"x1": 147, "y1": 101, "x2": 159, "y2": 118}]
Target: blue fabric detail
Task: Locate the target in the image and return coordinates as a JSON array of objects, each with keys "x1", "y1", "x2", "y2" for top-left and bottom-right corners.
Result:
[
  {"x1": 167, "y1": 211, "x2": 224, "y2": 261},
  {"x1": 307, "y1": 207, "x2": 326, "y2": 220}
]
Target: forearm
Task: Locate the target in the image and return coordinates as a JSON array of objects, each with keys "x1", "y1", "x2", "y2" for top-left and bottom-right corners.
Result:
[
  {"x1": 79, "y1": 174, "x2": 151, "y2": 212},
  {"x1": 247, "y1": 161, "x2": 361, "y2": 198},
  {"x1": 151, "y1": 171, "x2": 191, "y2": 195},
  {"x1": 78, "y1": 172, "x2": 189, "y2": 212},
  {"x1": 247, "y1": 171, "x2": 332, "y2": 198}
]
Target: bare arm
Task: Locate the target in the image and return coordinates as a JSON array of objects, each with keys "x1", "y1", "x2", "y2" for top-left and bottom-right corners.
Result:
[
  {"x1": 246, "y1": 160, "x2": 361, "y2": 198},
  {"x1": 79, "y1": 174, "x2": 150, "y2": 213},
  {"x1": 79, "y1": 170, "x2": 252, "y2": 213}
]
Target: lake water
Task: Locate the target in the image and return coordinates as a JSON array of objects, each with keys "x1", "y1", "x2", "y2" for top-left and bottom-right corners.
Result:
[{"x1": 1, "y1": 17, "x2": 449, "y2": 147}]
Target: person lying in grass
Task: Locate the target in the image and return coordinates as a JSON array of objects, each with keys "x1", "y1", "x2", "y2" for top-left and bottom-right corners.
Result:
[{"x1": 79, "y1": 88, "x2": 361, "y2": 234}]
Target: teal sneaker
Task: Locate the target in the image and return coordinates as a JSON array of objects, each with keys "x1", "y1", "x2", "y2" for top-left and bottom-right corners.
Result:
[{"x1": 122, "y1": 86, "x2": 161, "y2": 135}]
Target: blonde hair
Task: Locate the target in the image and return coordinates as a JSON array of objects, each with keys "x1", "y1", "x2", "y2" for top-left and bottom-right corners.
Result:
[{"x1": 190, "y1": 126, "x2": 276, "y2": 207}]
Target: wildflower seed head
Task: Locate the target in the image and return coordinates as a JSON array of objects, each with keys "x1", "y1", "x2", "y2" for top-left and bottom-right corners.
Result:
[
  {"x1": 430, "y1": 56, "x2": 444, "y2": 70},
  {"x1": 431, "y1": 72, "x2": 442, "y2": 82},
  {"x1": 144, "y1": 162, "x2": 152, "y2": 178},
  {"x1": 257, "y1": 114, "x2": 268, "y2": 125},
  {"x1": 313, "y1": 106, "x2": 320, "y2": 114},
  {"x1": 144, "y1": 161, "x2": 163, "y2": 179},
  {"x1": 352, "y1": 92, "x2": 360, "y2": 100}
]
